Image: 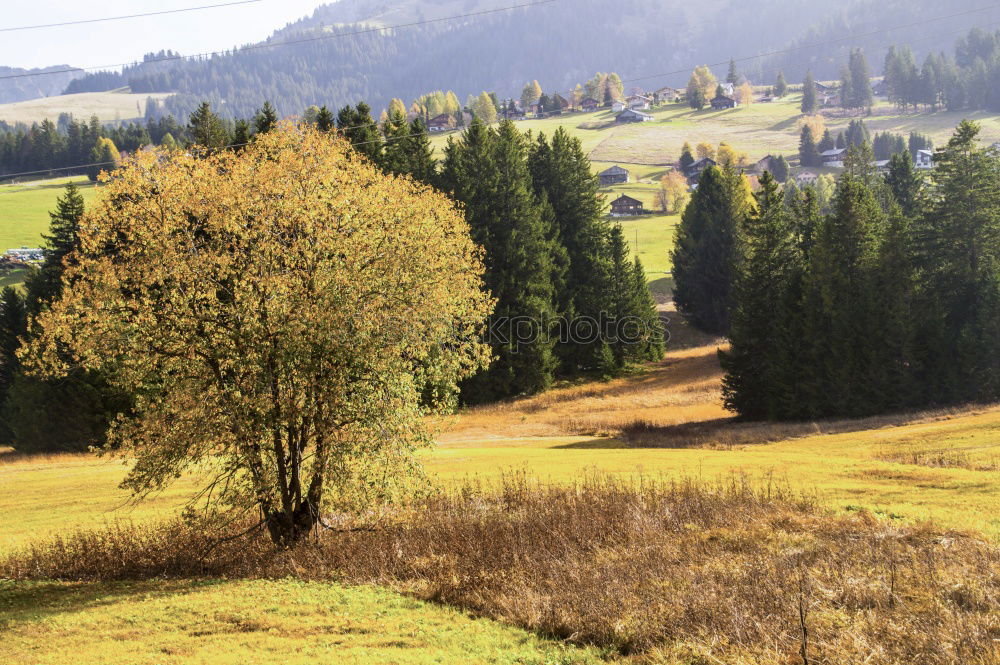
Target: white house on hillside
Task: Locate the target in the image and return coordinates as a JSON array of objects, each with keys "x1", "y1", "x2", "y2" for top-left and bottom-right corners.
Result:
[{"x1": 915, "y1": 149, "x2": 934, "y2": 170}]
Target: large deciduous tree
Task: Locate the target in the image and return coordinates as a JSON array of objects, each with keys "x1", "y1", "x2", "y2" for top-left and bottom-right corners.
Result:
[{"x1": 24, "y1": 124, "x2": 493, "y2": 546}]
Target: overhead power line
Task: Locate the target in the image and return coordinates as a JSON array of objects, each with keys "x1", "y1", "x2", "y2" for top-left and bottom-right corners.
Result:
[
  {"x1": 0, "y1": 0, "x2": 269, "y2": 33},
  {"x1": 0, "y1": 0, "x2": 561, "y2": 82}
]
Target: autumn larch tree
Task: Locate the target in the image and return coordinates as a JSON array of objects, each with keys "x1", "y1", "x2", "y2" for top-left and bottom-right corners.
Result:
[{"x1": 24, "y1": 124, "x2": 493, "y2": 545}]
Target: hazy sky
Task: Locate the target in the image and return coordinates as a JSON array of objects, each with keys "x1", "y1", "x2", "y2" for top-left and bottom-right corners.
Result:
[{"x1": 2, "y1": 1, "x2": 329, "y2": 70}]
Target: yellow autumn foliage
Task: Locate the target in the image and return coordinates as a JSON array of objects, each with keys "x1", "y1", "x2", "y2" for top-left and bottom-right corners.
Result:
[{"x1": 23, "y1": 123, "x2": 494, "y2": 544}]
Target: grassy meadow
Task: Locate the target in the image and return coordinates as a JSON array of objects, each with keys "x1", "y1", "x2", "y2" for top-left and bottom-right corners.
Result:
[
  {"x1": 0, "y1": 176, "x2": 96, "y2": 250},
  {"x1": 5, "y1": 94, "x2": 1000, "y2": 664},
  {"x1": 0, "y1": 90, "x2": 172, "y2": 126}
]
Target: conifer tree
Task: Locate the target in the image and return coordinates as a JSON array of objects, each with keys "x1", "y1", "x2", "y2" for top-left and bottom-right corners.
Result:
[
  {"x1": 441, "y1": 119, "x2": 563, "y2": 402},
  {"x1": 721, "y1": 172, "x2": 799, "y2": 418},
  {"x1": 848, "y1": 48, "x2": 874, "y2": 111},
  {"x1": 315, "y1": 105, "x2": 335, "y2": 132},
  {"x1": 885, "y1": 151, "x2": 922, "y2": 216},
  {"x1": 24, "y1": 184, "x2": 85, "y2": 319},
  {"x1": 337, "y1": 102, "x2": 383, "y2": 165},
  {"x1": 801, "y1": 71, "x2": 818, "y2": 114},
  {"x1": 605, "y1": 225, "x2": 664, "y2": 366},
  {"x1": 231, "y1": 119, "x2": 252, "y2": 150},
  {"x1": 671, "y1": 165, "x2": 752, "y2": 335},
  {"x1": 6, "y1": 185, "x2": 129, "y2": 452},
  {"x1": 775, "y1": 71, "x2": 788, "y2": 97},
  {"x1": 818, "y1": 129, "x2": 835, "y2": 153},
  {"x1": 0, "y1": 287, "x2": 24, "y2": 444},
  {"x1": 913, "y1": 120, "x2": 1000, "y2": 403},
  {"x1": 771, "y1": 155, "x2": 790, "y2": 182},
  {"x1": 404, "y1": 117, "x2": 437, "y2": 186},
  {"x1": 799, "y1": 125, "x2": 820, "y2": 167},
  {"x1": 381, "y1": 109, "x2": 411, "y2": 176},
  {"x1": 679, "y1": 142, "x2": 695, "y2": 170},
  {"x1": 804, "y1": 174, "x2": 886, "y2": 416},
  {"x1": 528, "y1": 127, "x2": 614, "y2": 371},
  {"x1": 253, "y1": 101, "x2": 279, "y2": 135},
  {"x1": 187, "y1": 102, "x2": 229, "y2": 152},
  {"x1": 727, "y1": 59, "x2": 739, "y2": 85}
]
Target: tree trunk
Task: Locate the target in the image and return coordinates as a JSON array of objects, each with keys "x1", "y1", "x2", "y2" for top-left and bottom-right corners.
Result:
[{"x1": 264, "y1": 498, "x2": 319, "y2": 547}]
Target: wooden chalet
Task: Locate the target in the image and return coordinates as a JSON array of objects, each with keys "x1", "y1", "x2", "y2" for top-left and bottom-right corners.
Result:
[
  {"x1": 615, "y1": 108, "x2": 654, "y2": 124},
  {"x1": 684, "y1": 157, "x2": 717, "y2": 180},
  {"x1": 711, "y1": 94, "x2": 737, "y2": 110},
  {"x1": 626, "y1": 94, "x2": 652, "y2": 110},
  {"x1": 427, "y1": 113, "x2": 456, "y2": 132},
  {"x1": 610, "y1": 194, "x2": 645, "y2": 217},
  {"x1": 654, "y1": 87, "x2": 680, "y2": 104},
  {"x1": 598, "y1": 165, "x2": 630, "y2": 186},
  {"x1": 820, "y1": 148, "x2": 847, "y2": 166},
  {"x1": 580, "y1": 97, "x2": 600, "y2": 112}
]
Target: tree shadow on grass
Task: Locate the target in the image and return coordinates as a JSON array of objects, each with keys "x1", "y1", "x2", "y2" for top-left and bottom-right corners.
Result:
[{"x1": 0, "y1": 579, "x2": 224, "y2": 629}]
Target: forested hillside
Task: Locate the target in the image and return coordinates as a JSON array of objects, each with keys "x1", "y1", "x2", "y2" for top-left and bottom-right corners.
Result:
[
  {"x1": 50, "y1": 0, "x2": 843, "y2": 119},
  {"x1": 35, "y1": 0, "x2": 1000, "y2": 119}
]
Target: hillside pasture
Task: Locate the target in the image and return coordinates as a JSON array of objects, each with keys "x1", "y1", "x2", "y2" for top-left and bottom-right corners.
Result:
[
  {"x1": 0, "y1": 90, "x2": 171, "y2": 125},
  {"x1": 6, "y1": 345, "x2": 1000, "y2": 545},
  {"x1": 0, "y1": 176, "x2": 96, "y2": 250}
]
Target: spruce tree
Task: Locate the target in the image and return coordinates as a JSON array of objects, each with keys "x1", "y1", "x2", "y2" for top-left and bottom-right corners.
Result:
[
  {"x1": 804, "y1": 174, "x2": 886, "y2": 416},
  {"x1": 799, "y1": 125, "x2": 820, "y2": 167},
  {"x1": 679, "y1": 142, "x2": 695, "y2": 170},
  {"x1": 0, "y1": 287, "x2": 24, "y2": 444},
  {"x1": 381, "y1": 109, "x2": 412, "y2": 176},
  {"x1": 818, "y1": 129, "x2": 835, "y2": 153},
  {"x1": 315, "y1": 105, "x2": 335, "y2": 132},
  {"x1": 671, "y1": 165, "x2": 751, "y2": 335},
  {"x1": 604, "y1": 226, "x2": 664, "y2": 366},
  {"x1": 848, "y1": 48, "x2": 874, "y2": 111},
  {"x1": 441, "y1": 119, "x2": 563, "y2": 402},
  {"x1": 885, "y1": 151, "x2": 922, "y2": 216},
  {"x1": 727, "y1": 59, "x2": 739, "y2": 85},
  {"x1": 24, "y1": 183, "x2": 85, "y2": 318},
  {"x1": 6, "y1": 186, "x2": 129, "y2": 452},
  {"x1": 337, "y1": 103, "x2": 383, "y2": 165},
  {"x1": 528, "y1": 127, "x2": 613, "y2": 371},
  {"x1": 187, "y1": 102, "x2": 229, "y2": 152},
  {"x1": 801, "y1": 71, "x2": 818, "y2": 114},
  {"x1": 775, "y1": 71, "x2": 788, "y2": 97},
  {"x1": 721, "y1": 172, "x2": 799, "y2": 419},
  {"x1": 771, "y1": 155, "x2": 790, "y2": 183},
  {"x1": 253, "y1": 101, "x2": 279, "y2": 135},
  {"x1": 913, "y1": 120, "x2": 1000, "y2": 403},
  {"x1": 404, "y1": 117, "x2": 437, "y2": 186}
]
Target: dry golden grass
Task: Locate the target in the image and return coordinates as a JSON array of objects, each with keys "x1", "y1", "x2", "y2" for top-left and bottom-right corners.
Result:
[
  {"x1": 440, "y1": 344, "x2": 728, "y2": 443},
  {"x1": 5, "y1": 476, "x2": 999, "y2": 665}
]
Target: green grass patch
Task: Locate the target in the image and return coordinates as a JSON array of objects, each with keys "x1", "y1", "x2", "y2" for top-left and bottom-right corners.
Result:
[
  {"x1": 0, "y1": 176, "x2": 97, "y2": 250},
  {"x1": 0, "y1": 579, "x2": 603, "y2": 665}
]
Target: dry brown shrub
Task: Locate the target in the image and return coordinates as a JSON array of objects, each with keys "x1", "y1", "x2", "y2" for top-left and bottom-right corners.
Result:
[{"x1": 3, "y1": 476, "x2": 999, "y2": 664}]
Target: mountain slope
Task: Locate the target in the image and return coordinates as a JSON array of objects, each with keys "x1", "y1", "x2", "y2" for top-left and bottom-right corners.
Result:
[
  {"x1": 0, "y1": 66, "x2": 83, "y2": 105},
  {"x1": 35, "y1": 0, "x2": 1000, "y2": 120}
]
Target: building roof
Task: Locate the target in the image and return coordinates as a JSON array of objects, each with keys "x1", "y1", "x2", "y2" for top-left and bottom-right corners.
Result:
[
  {"x1": 712, "y1": 94, "x2": 736, "y2": 105},
  {"x1": 428, "y1": 113, "x2": 453, "y2": 125},
  {"x1": 916, "y1": 149, "x2": 934, "y2": 157},
  {"x1": 616, "y1": 109, "x2": 653, "y2": 120},
  {"x1": 820, "y1": 148, "x2": 847, "y2": 157},
  {"x1": 688, "y1": 157, "x2": 717, "y2": 170},
  {"x1": 600, "y1": 165, "x2": 630, "y2": 176},
  {"x1": 611, "y1": 194, "x2": 643, "y2": 205}
]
